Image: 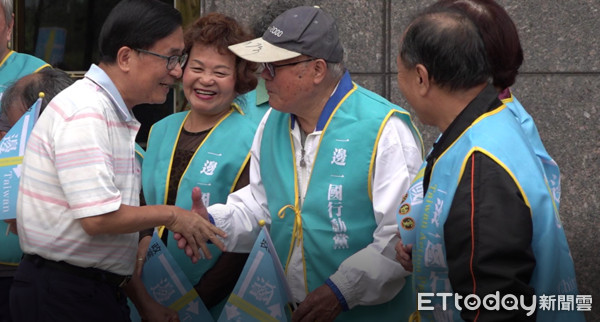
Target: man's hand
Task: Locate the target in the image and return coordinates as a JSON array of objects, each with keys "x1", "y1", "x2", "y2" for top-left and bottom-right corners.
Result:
[
  {"x1": 190, "y1": 186, "x2": 209, "y2": 220},
  {"x1": 139, "y1": 300, "x2": 179, "y2": 322},
  {"x1": 126, "y1": 275, "x2": 180, "y2": 322},
  {"x1": 167, "y1": 187, "x2": 227, "y2": 263},
  {"x1": 395, "y1": 232, "x2": 413, "y2": 272},
  {"x1": 292, "y1": 284, "x2": 343, "y2": 322}
]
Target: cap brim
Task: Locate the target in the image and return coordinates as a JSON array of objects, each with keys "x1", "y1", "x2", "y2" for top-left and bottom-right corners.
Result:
[{"x1": 228, "y1": 37, "x2": 301, "y2": 63}]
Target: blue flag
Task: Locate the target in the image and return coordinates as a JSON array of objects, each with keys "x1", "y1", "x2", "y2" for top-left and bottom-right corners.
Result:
[
  {"x1": 218, "y1": 225, "x2": 294, "y2": 322},
  {"x1": 0, "y1": 97, "x2": 42, "y2": 220},
  {"x1": 130, "y1": 232, "x2": 213, "y2": 322}
]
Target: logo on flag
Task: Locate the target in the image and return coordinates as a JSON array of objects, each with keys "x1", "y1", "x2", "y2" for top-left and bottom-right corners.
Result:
[
  {"x1": 0, "y1": 97, "x2": 42, "y2": 220},
  {"x1": 130, "y1": 232, "x2": 213, "y2": 322},
  {"x1": 218, "y1": 224, "x2": 294, "y2": 322}
]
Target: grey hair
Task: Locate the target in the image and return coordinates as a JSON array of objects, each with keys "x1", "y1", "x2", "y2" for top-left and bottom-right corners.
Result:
[
  {"x1": 1, "y1": 68, "x2": 73, "y2": 125},
  {"x1": 1, "y1": 0, "x2": 12, "y2": 26},
  {"x1": 326, "y1": 61, "x2": 345, "y2": 79}
]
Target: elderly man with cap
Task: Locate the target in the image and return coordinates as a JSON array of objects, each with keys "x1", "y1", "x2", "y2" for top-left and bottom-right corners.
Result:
[{"x1": 184, "y1": 5, "x2": 423, "y2": 321}]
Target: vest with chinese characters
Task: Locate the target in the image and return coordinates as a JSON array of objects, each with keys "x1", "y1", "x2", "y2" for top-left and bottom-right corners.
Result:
[
  {"x1": 260, "y1": 81, "x2": 420, "y2": 321},
  {"x1": 503, "y1": 93, "x2": 561, "y2": 210},
  {"x1": 142, "y1": 106, "x2": 256, "y2": 285},
  {"x1": 407, "y1": 105, "x2": 582, "y2": 322},
  {"x1": 0, "y1": 51, "x2": 49, "y2": 265}
]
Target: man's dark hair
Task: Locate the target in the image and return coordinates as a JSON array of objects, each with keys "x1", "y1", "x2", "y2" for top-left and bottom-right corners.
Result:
[
  {"x1": 430, "y1": 0, "x2": 523, "y2": 89},
  {"x1": 98, "y1": 0, "x2": 182, "y2": 63},
  {"x1": 400, "y1": 8, "x2": 491, "y2": 91},
  {"x1": 1, "y1": 68, "x2": 74, "y2": 123}
]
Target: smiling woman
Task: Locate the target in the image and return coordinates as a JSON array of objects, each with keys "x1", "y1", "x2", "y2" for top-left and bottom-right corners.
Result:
[{"x1": 139, "y1": 12, "x2": 262, "y2": 320}]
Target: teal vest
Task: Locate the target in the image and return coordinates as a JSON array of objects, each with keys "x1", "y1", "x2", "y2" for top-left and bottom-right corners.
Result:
[
  {"x1": 0, "y1": 51, "x2": 50, "y2": 95},
  {"x1": 142, "y1": 105, "x2": 256, "y2": 287},
  {"x1": 0, "y1": 51, "x2": 49, "y2": 265},
  {"x1": 134, "y1": 142, "x2": 145, "y2": 167},
  {"x1": 404, "y1": 105, "x2": 582, "y2": 321},
  {"x1": 503, "y1": 93, "x2": 561, "y2": 210},
  {"x1": 234, "y1": 78, "x2": 270, "y2": 124},
  {"x1": 260, "y1": 80, "x2": 421, "y2": 321},
  {"x1": 0, "y1": 223, "x2": 20, "y2": 265}
]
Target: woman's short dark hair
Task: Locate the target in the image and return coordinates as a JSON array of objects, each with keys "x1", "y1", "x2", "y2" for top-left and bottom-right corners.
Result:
[
  {"x1": 98, "y1": 0, "x2": 182, "y2": 64},
  {"x1": 184, "y1": 12, "x2": 258, "y2": 95},
  {"x1": 430, "y1": 0, "x2": 523, "y2": 89},
  {"x1": 400, "y1": 9, "x2": 491, "y2": 91}
]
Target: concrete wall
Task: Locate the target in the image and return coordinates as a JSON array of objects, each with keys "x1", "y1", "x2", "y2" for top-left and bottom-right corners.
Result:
[{"x1": 202, "y1": 0, "x2": 599, "y2": 319}]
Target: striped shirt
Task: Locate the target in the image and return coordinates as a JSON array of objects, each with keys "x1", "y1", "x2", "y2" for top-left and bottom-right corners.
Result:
[{"x1": 16, "y1": 64, "x2": 141, "y2": 275}]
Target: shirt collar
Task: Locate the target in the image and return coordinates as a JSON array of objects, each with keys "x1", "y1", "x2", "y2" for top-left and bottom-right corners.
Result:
[
  {"x1": 291, "y1": 70, "x2": 352, "y2": 131},
  {"x1": 423, "y1": 83, "x2": 500, "y2": 194},
  {"x1": 84, "y1": 64, "x2": 133, "y2": 122}
]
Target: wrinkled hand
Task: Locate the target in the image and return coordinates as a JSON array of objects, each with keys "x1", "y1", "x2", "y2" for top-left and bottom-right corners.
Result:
[
  {"x1": 126, "y1": 275, "x2": 179, "y2": 322},
  {"x1": 135, "y1": 235, "x2": 152, "y2": 276},
  {"x1": 3, "y1": 219, "x2": 17, "y2": 235},
  {"x1": 190, "y1": 186, "x2": 210, "y2": 220},
  {"x1": 395, "y1": 232, "x2": 413, "y2": 272},
  {"x1": 168, "y1": 187, "x2": 226, "y2": 263},
  {"x1": 139, "y1": 298, "x2": 179, "y2": 322},
  {"x1": 292, "y1": 284, "x2": 342, "y2": 322}
]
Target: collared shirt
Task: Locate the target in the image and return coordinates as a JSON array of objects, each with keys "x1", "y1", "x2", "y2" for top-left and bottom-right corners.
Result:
[
  {"x1": 210, "y1": 74, "x2": 423, "y2": 308},
  {"x1": 17, "y1": 64, "x2": 141, "y2": 275}
]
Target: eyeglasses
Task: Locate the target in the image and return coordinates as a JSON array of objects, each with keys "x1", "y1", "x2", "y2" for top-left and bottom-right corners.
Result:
[
  {"x1": 134, "y1": 48, "x2": 188, "y2": 71},
  {"x1": 262, "y1": 58, "x2": 316, "y2": 78}
]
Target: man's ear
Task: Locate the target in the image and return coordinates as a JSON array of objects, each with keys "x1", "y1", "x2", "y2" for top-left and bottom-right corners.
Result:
[
  {"x1": 116, "y1": 47, "x2": 134, "y2": 72},
  {"x1": 312, "y1": 59, "x2": 328, "y2": 84},
  {"x1": 415, "y1": 64, "x2": 430, "y2": 96}
]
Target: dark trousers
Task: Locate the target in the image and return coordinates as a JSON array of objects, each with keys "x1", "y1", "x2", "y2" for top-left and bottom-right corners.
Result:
[
  {"x1": 9, "y1": 256, "x2": 130, "y2": 322},
  {"x1": 0, "y1": 277, "x2": 13, "y2": 322}
]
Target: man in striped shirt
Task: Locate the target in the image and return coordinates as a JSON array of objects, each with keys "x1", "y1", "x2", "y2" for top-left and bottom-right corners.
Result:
[{"x1": 9, "y1": 1, "x2": 225, "y2": 321}]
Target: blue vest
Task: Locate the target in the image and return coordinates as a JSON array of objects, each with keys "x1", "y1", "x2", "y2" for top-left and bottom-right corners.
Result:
[
  {"x1": 0, "y1": 51, "x2": 50, "y2": 265},
  {"x1": 402, "y1": 105, "x2": 582, "y2": 321},
  {"x1": 134, "y1": 143, "x2": 145, "y2": 167},
  {"x1": 503, "y1": 93, "x2": 561, "y2": 210},
  {"x1": 0, "y1": 51, "x2": 50, "y2": 95},
  {"x1": 142, "y1": 105, "x2": 257, "y2": 286},
  {"x1": 233, "y1": 78, "x2": 270, "y2": 124},
  {"x1": 260, "y1": 77, "x2": 421, "y2": 321}
]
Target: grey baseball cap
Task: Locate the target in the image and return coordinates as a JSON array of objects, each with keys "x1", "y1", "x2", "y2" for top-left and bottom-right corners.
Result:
[{"x1": 228, "y1": 6, "x2": 343, "y2": 63}]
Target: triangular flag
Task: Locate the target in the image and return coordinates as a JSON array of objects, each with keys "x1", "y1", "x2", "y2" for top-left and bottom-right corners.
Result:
[
  {"x1": 218, "y1": 224, "x2": 294, "y2": 322},
  {"x1": 0, "y1": 96, "x2": 42, "y2": 220},
  {"x1": 129, "y1": 232, "x2": 213, "y2": 322}
]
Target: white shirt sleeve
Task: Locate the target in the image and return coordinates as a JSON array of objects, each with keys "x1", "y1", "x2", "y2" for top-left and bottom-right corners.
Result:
[
  {"x1": 209, "y1": 109, "x2": 272, "y2": 252},
  {"x1": 328, "y1": 115, "x2": 423, "y2": 308}
]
